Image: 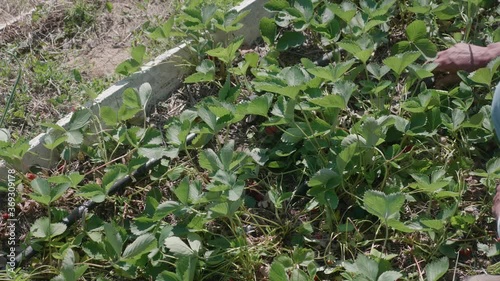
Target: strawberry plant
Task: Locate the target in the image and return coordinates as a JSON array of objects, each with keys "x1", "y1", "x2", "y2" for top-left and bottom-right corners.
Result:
[{"x1": 2, "y1": 0, "x2": 500, "y2": 280}]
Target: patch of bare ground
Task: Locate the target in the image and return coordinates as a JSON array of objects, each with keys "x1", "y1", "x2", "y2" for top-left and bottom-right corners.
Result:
[
  {"x1": 0, "y1": 0, "x2": 38, "y2": 29},
  {"x1": 64, "y1": 0, "x2": 176, "y2": 78},
  {"x1": 1, "y1": 0, "x2": 38, "y2": 15},
  {"x1": 2, "y1": 0, "x2": 175, "y2": 77}
]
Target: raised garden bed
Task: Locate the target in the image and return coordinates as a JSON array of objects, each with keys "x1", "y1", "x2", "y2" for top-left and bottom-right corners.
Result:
[
  {"x1": 1, "y1": 0, "x2": 500, "y2": 280},
  {"x1": 0, "y1": 0, "x2": 269, "y2": 179}
]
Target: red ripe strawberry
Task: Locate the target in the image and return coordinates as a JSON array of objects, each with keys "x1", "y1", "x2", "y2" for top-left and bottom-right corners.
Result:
[
  {"x1": 402, "y1": 145, "x2": 413, "y2": 153},
  {"x1": 264, "y1": 126, "x2": 278, "y2": 135},
  {"x1": 459, "y1": 247, "x2": 472, "y2": 257},
  {"x1": 2, "y1": 213, "x2": 9, "y2": 220},
  {"x1": 26, "y1": 173, "x2": 37, "y2": 180}
]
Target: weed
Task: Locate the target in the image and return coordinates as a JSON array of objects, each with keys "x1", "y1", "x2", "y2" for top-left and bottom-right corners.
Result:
[{"x1": 63, "y1": 0, "x2": 99, "y2": 37}]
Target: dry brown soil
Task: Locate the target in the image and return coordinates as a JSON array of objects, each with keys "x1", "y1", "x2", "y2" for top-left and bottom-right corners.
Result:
[
  {"x1": 1, "y1": 0, "x2": 175, "y2": 78},
  {"x1": 65, "y1": 0, "x2": 176, "y2": 78}
]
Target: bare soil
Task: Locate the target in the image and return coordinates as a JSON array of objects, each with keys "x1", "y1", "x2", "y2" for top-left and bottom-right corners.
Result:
[
  {"x1": 1, "y1": 0, "x2": 175, "y2": 78},
  {"x1": 64, "y1": 0, "x2": 176, "y2": 78}
]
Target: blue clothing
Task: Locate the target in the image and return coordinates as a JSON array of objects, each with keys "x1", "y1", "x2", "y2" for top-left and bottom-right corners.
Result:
[{"x1": 493, "y1": 82, "x2": 500, "y2": 141}]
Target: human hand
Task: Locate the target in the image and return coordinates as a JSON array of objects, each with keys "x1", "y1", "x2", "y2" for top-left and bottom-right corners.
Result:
[{"x1": 434, "y1": 43, "x2": 491, "y2": 73}]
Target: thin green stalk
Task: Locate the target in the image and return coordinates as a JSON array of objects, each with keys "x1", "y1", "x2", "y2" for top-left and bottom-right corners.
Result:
[
  {"x1": 464, "y1": 1, "x2": 472, "y2": 41},
  {"x1": 295, "y1": 107, "x2": 328, "y2": 165},
  {"x1": 371, "y1": 222, "x2": 383, "y2": 252},
  {"x1": 48, "y1": 202, "x2": 53, "y2": 267},
  {"x1": 382, "y1": 222, "x2": 389, "y2": 253},
  {"x1": 0, "y1": 52, "x2": 22, "y2": 128}
]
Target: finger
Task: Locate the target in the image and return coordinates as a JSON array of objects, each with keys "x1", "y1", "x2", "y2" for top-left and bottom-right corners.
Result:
[
  {"x1": 497, "y1": 219, "x2": 500, "y2": 239},
  {"x1": 433, "y1": 57, "x2": 450, "y2": 72}
]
